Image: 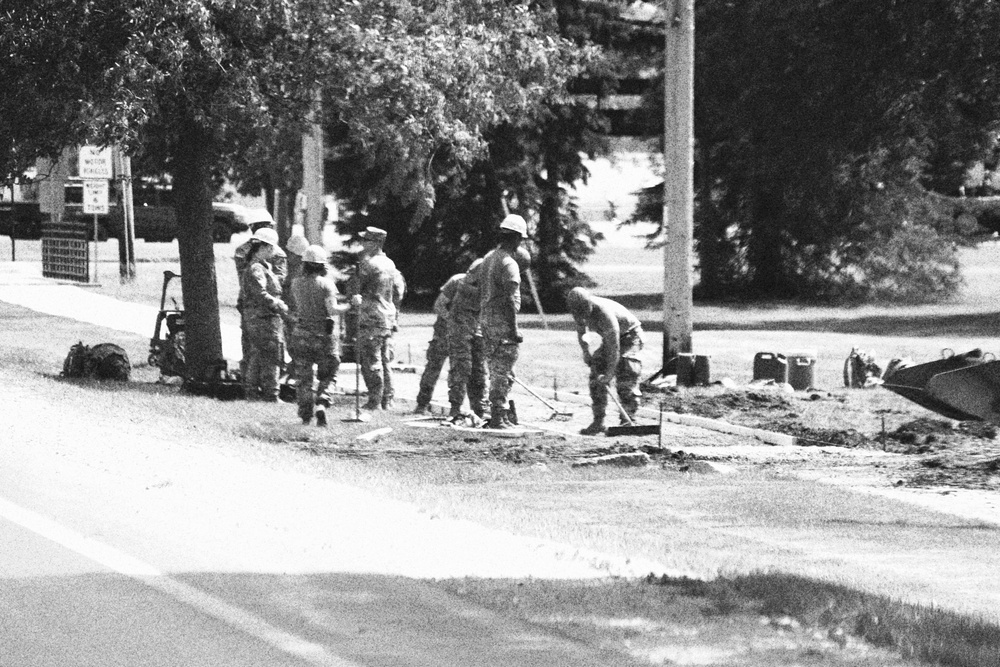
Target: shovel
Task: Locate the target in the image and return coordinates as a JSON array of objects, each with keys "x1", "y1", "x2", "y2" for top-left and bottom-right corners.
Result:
[
  {"x1": 512, "y1": 376, "x2": 574, "y2": 420},
  {"x1": 604, "y1": 382, "x2": 659, "y2": 437}
]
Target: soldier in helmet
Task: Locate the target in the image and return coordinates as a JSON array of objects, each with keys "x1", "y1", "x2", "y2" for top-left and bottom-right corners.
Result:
[
  {"x1": 290, "y1": 245, "x2": 350, "y2": 426},
  {"x1": 235, "y1": 210, "x2": 287, "y2": 379},
  {"x1": 240, "y1": 227, "x2": 291, "y2": 401},
  {"x1": 566, "y1": 287, "x2": 645, "y2": 435},
  {"x1": 479, "y1": 214, "x2": 531, "y2": 430}
]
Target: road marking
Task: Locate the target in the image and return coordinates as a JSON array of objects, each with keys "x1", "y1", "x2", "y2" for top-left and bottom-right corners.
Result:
[{"x1": 0, "y1": 496, "x2": 358, "y2": 667}]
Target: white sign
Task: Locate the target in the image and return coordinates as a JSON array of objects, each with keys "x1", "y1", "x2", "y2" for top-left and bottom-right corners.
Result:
[
  {"x1": 78, "y1": 146, "x2": 113, "y2": 180},
  {"x1": 83, "y1": 180, "x2": 109, "y2": 215}
]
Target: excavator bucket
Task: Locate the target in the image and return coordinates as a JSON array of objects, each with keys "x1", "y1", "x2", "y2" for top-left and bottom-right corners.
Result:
[
  {"x1": 926, "y1": 361, "x2": 1000, "y2": 424},
  {"x1": 882, "y1": 349, "x2": 990, "y2": 422}
]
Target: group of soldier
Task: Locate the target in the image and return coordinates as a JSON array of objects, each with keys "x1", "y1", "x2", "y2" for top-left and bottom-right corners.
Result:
[
  {"x1": 234, "y1": 210, "x2": 645, "y2": 435},
  {"x1": 414, "y1": 214, "x2": 646, "y2": 435}
]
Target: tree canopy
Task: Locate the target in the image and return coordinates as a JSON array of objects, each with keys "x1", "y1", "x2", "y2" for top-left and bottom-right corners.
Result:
[
  {"x1": 629, "y1": 0, "x2": 1000, "y2": 302},
  {"x1": 1, "y1": 0, "x2": 590, "y2": 380}
]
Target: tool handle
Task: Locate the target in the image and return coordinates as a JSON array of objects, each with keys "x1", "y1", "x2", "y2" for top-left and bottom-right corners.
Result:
[
  {"x1": 512, "y1": 375, "x2": 560, "y2": 411},
  {"x1": 606, "y1": 385, "x2": 635, "y2": 425}
]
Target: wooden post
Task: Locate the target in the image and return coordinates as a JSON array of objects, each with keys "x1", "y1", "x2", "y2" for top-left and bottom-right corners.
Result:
[
  {"x1": 662, "y1": 0, "x2": 695, "y2": 367},
  {"x1": 115, "y1": 150, "x2": 136, "y2": 282}
]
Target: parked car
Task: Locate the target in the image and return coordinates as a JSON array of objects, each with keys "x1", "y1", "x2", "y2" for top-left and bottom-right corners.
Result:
[
  {"x1": 0, "y1": 189, "x2": 251, "y2": 243},
  {"x1": 102, "y1": 201, "x2": 251, "y2": 243}
]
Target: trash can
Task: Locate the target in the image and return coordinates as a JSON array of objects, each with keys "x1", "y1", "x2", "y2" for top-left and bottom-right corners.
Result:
[
  {"x1": 676, "y1": 353, "x2": 696, "y2": 387},
  {"x1": 693, "y1": 355, "x2": 712, "y2": 386},
  {"x1": 753, "y1": 352, "x2": 788, "y2": 384},
  {"x1": 787, "y1": 350, "x2": 817, "y2": 391}
]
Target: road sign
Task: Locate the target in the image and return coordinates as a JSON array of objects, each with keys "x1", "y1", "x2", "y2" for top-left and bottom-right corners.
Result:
[
  {"x1": 83, "y1": 180, "x2": 109, "y2": 215},
  {"x1": 78, "y1": 146, "x2": 113, "y2": 180}
]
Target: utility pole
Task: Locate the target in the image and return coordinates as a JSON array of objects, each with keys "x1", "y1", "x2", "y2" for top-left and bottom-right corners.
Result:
[
  {"x1": 301, "y1": 89, "x2": 325, "y2": 246},
  {"x1": 661, "y1": 0, "x2": 695, "y2": 368}
]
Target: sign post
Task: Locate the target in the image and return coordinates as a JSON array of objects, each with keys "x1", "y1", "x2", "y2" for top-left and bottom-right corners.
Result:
[
  {"x1": 82, "y1": 179, "x2": 109, "y2": 283},
  {"x1": 79, "y1": 146, "x2": 113, "y2": 284}
]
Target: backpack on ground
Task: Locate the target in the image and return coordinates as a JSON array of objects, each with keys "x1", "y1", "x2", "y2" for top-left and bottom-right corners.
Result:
[{"x1": 62, "y1": 342, "x2": 131, "y2": 382}]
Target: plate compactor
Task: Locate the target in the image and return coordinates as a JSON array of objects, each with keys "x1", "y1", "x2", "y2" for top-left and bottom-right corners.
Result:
[{"x1": 148, "y1": 270, "x2": 244, "y2": 399}]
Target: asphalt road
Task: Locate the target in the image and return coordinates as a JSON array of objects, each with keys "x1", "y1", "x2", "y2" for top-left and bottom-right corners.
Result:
[{"x1": 0, "y1": 372, "x2": 648, "y2": 667}]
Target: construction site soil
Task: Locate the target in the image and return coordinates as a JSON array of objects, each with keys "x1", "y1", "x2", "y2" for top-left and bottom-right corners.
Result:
[{"x1": 265, "y1": 382, "x2": 1000, "y2": 498}]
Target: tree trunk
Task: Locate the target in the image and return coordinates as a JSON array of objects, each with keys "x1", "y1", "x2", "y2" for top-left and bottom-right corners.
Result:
[
  {"x1": 747, "y1": 186, "x2": 786, "y2": 296},
  {"x1": 172, "y1": 118, "x2": 225, "y2": 382},
  {"x1": 534, "y1": 154, "x2": 562, "y2": 310}
]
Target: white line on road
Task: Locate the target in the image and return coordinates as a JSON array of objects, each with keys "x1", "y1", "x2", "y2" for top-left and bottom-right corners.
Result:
[{"x1": 0, "y1": 495, "x2": 358, "y2": 667}]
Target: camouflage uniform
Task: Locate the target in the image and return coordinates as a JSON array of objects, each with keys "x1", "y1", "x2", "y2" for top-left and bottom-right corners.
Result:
[
  {"x1": 240, "y1": 257, "x2": 288, "y2": 400},
  {"x1": 290, "y1": 271, "x2": 342, "y2": 423},
  {"x1": 415, "y1": 274, "x2": 461, "y2": 411},
  {"x1": 572, "y1": 290, "x2": 644, "y2": 427},
  {"x1": 355, "y1": 251, "x2": 405, "y2": 409},
  {"x1": 236, "y1": 238, "x2": 287, "y2": 376},
  {"x1": 479, "y1": 247, "x2": 521, "y2": 423},
  {"x1": 446, "y1": 263, "x2": 487, "y2": 417}
]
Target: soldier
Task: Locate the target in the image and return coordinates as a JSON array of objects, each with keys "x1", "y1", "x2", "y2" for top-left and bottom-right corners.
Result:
[
  {"x1": 282, "y1": 233, "x2": 309, "y2": 310},
  {"x1": 566, "y1": 287, "x2": 645, "y2": 435},
  {"x1": 234, "y1": 210, "x2": 288, "y2": 286},
  {"x1": 414, "y1": 271, "x2": 462, "y2": 415},
  {"x1": 353, "y1": 226, "x2": 406, "y2": 411},
  {"x1": 290, "y1": 245, "x2": 351, "y2": 426},
  {"x1": 445, "y1": 259, "x2": 487, "y2": 421},
  {"x1": 239, "y1": 227, "x2": 290, "y2": 401},
  {"x1": 479, "y1": 214, "x2": 529, "y2": 430},
  {"x1": 235, "y1": 210, "x2": 287, "y2": 379}
]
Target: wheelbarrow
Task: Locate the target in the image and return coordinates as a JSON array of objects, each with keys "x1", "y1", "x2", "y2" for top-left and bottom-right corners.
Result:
[{"x1": 882, "y1": 348, "x2": 993, "y2": 422}]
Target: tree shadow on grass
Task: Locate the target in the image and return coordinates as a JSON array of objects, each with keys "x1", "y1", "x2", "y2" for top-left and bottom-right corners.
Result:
[
  {"x1": 698, "y1": 311, "x2": 1000, "y2": 338},
  {"x1": 608, "y1": 293, "x2": 1000, "y2": 339}
]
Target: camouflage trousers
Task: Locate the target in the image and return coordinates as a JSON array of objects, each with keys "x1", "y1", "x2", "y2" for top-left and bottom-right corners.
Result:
[
  {"x1": 447, "y1": 325, "x2": 487, "y2": 416},
  {"x1": 359, "y1": 329, "x2": 395, "y2": 409},
  {"x1": 483, "y1": 334, "x2": 520, "y2": 417},
  {"x1": 243, "y1": 315, "x2": 284, "y2": 400},
  {"x1": 290, "y1": 329, "x2": 340, "y2": 421},
  {"x1": 241, "y1": 317, "x2": 286, "y2": 381},
  {"x1": 415, "y1": 319, "x2": 449, "y2": 408},
  {"x1": 589, "y1": 331, "x2": 643, "y2": 422}
]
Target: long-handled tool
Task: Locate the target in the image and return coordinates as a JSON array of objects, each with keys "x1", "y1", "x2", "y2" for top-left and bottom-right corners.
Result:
[
  {"x1": 342, "y1": 303, "x2": 370, "y2": 423},
  {"x1": 605, "y1": 383, "x2": 659, "y2": 436},
  {"x1": 512, "y1": 376, "x2": 574, "y2": 420}
]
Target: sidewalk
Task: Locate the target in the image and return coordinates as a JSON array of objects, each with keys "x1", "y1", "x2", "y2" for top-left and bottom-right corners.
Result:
[{"x1": 0, "y1": 261, "x2": 241, "y2": 362}]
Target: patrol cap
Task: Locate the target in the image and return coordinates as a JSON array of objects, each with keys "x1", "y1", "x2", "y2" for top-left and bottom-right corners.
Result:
[
  {"x1": 464, "y1": 258, "x2": 484, "y2": 285},
  {"x1": 302, "y1": 245, "x2": 328, "y2": 264},
  {"x1": 252, "y1": 227, "x2": 279, "y2": 246},
  {"x1": 359, "y1": 226, "x2": 387, "y2": 242},
  {"x1": 286, "y1": 234, "x2": 309, "y2": 256},
  {"x1": 499, "y1": 214, "x2": 527, "y2": 238}
]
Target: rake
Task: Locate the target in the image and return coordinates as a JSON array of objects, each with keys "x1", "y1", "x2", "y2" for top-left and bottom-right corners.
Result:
[
  {"x1": 605, "y1": 385, "x2": 659, "y2": 436},
  {"x1": 512, "y1": 376, "x2": 574, "y2": 420}
]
